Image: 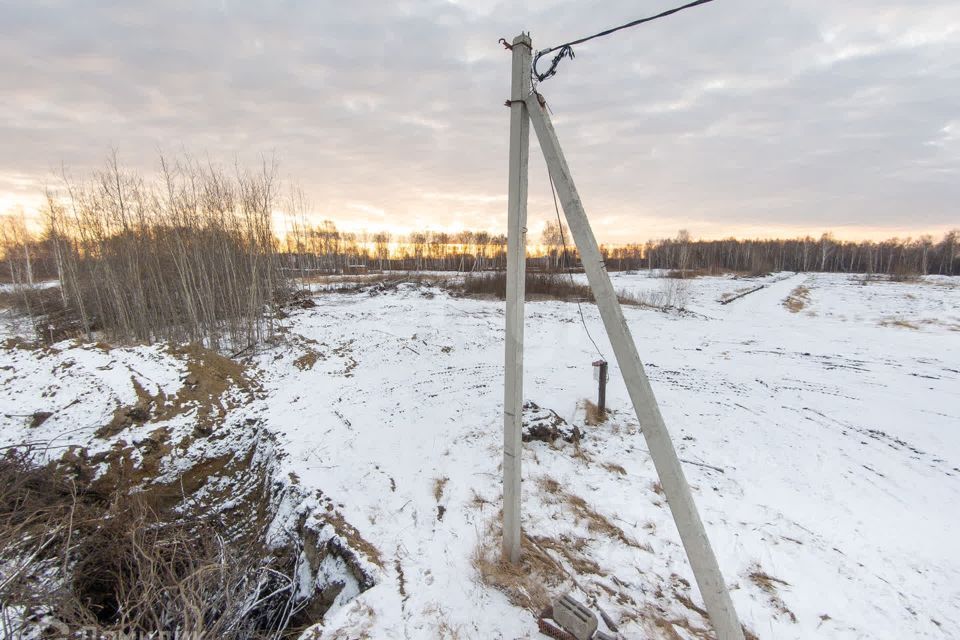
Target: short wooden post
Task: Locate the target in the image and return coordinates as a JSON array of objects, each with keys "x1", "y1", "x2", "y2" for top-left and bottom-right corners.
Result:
[
  {"x1": 502, "y1": 33, "x2": 531, "y2": 565},
  {"x1": 593, "y1": 359, "x2": 608, "y2": 413},
  {"x1": 525, "y1": 92, "x2": 745, "y2": 640}
]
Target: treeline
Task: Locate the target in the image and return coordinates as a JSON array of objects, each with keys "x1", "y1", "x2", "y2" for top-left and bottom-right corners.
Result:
[
  {"x1": 281, "y1": 225, "x2": 510, "y2": 273},
  {"x1": 278, "y1": 223, "x2": 960, "y2": 276},
  {"x1": 644, "y1": 230, "x2": 959, "y2": 276},
  {"x1": 2, "y1": 159, "x2": 958, "y2": 349}
]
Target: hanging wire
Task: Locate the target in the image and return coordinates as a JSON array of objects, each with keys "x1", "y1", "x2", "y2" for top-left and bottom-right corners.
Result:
[
  {"x1": 533, "y1": 0, "x2": 716, "y2": 82},
  {"x1": 547, "y1": 167, "x2": 606, "y2": 361}
]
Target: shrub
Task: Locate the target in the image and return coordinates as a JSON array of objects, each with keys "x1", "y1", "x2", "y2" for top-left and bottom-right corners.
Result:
[{"x1": 459, "y1": 272, "x2": 594, "y2": 301}]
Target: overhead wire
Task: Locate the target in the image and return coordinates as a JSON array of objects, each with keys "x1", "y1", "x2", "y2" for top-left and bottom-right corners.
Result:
[
  {"x1": 532, "y1": 0, "x2": 716, "y2": 82},
  {"x1": 518, "y1": 1, "x2": 717, "y2": 361}
]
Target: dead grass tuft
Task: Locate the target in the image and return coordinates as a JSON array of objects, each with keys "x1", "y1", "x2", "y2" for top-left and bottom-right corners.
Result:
[
  {"x1": 469, "y1": 489, "x2": 493, "y2": 510},
  {"x1": 602, "y1": 462, "x2": 627, "y2": 476},
  {"x1": 472, "y1": 530, "x2": 568, "y2": 613},
  {"x1": 571, "y1": 440, "x2": 594, "y2": 464},
  {"x1": 584, "y1": 399, "x2": 607, "y2": 426},
  {"x1": 537, "y1": 476, "x2": 561, "y2": 495},
  {"x1": 783, "y1": 285, "x2": 811, "y2": 313},
  {"x1": 748, "y1": 564, "x2": 797, "y2": 623},
  {"x1": 748, "y1": 568, "x2": 790, "y2": 593},
  {"x1": 664, "y1": 268, "x2": 711, "y2": 279},
  {"x1": 562, "y1": 492, "x2": 647, "y2": 549},
  {"x1": 880, "y1": 318, "x2": 920, "y2": 330},
  {"x1": 537, "y1": 477, "x2": 649, "y2": 551},
  {"x1": 323, "y1": 272, "x2": 448, "y2": 295},
  {"x1": 528, "y1": 533, "x2": 601, "y2": 576},
  {"x1": 433, "y1": 476, "x2": 449, "y2": 502}
]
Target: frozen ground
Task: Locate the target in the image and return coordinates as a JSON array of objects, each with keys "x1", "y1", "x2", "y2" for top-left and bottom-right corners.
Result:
[{"x1": 1, "y1": 271, "x2": 958, "y2": 638}]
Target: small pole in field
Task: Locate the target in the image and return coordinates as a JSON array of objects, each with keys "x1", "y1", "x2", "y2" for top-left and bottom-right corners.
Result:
[{"x1": 593, "y1": 359, "x2": 608, "y2": 414}]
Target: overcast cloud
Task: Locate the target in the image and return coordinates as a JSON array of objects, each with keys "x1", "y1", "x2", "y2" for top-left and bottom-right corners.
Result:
[{"x1": 1, "y1": 0, "x2": 958, "y2": 242}]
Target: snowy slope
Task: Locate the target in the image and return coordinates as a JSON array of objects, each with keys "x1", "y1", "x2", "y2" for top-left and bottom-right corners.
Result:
[
  {"x1": 257, "y1": 272, "x2": 960, "y2": 639},
  {"x1": 2, "y1": 272, "x2": 958, "y2": 639}
]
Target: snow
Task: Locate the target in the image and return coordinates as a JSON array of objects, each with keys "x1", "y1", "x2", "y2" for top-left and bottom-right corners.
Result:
[
  {"x1": 0, "y1": 342, "x2": 187, "y2": 456},
  {"x1": 2, "y1": 272, "x2": 959, "y2": 639}
]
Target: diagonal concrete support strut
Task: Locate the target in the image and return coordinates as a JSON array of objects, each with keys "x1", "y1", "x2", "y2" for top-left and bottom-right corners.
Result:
[{"x1": 523, "y1": 89, "x2": 745, "y2": 640}]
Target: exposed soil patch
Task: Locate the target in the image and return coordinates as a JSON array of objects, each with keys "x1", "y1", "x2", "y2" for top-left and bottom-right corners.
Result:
[
  {"x1": 522, "y1": 401, "x2": 582, "y2": 444},
  {"x1": 294, "y1": 349, "x2": 322, "y2": 370},
  {"x1": 96, "y1": 345, "x2": 256, "y2": 439},
  {"x1": 332, "y1": 340, "x2": 358, "y2": 377},
  {"x1": 29, "y1": 411, "x2": 53, "y2": 428}
]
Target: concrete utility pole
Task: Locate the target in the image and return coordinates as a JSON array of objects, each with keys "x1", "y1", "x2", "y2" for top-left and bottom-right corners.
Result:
[
  {"x1": 524, "y1": 86, "x2": 745, "y2": 640},
  {"x1": 502, "y1": 33, "x2": 531, "y2": 565}
]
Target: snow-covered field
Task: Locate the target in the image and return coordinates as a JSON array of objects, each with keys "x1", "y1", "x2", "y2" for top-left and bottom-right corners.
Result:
[{"x1": 2, "y1": 271, "x2": 958, "y2": 639}]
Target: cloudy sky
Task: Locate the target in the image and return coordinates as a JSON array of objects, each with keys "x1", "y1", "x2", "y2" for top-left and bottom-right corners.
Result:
[{"x1": 2, "y1": 0, "x2": 958, "y2": 243}]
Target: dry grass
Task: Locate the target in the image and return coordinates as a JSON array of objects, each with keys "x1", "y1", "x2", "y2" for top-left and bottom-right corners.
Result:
[
  {"x1": 879, "y1": 317, "x2": 960, "y2": 332},
  {"x1": 433, "y1": 476, "x2": 449, "y2": 502},
  {"x1": 783, "y1": 285, "x2": 811, "y2": 312},
  {"x1": 584, "y1": 399, "x2": 607, "y2": 426},
  {"x1": 748, "y1": 565, "x2": 797, "y2": 623},
  {"x1": 748, "y1": 567, "x2": 789, "y2": 593},
  {"x1": 601, "y1": 461, "x2": 627, "y2": 476},
  {"x1": 324, "y1": 509, "x2": 384, "y2": 571},
  {"x1": 571, "y1": 440, "x2": 595, "y2": 464},
  {"x1": 880, "y1": 318, "x2": 920, "y2": 330},
  {"x1": 563, "y1": 492, "x2": 646, "y2": 549},
  {"x1": 469, "y1": 489, "x2": 493, "y2": 511},
  {"x1": 471, "y1": 529, "x2": 568, "y2": 613},
  {"x1": 536, "y1": 477, "x2": 647, "y2": 551},
  {"x1": 538, "y1": 476, "x2": 561, "y2": 495},
  {"x1": 528, "y1": 533, "x2": 601, "y2": 576},
  {"x1": 0, "y1": 450, "x2": 305, "y2": 638}
]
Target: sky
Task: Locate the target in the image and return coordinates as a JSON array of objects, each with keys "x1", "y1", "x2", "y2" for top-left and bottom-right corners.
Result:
[{"x1": 1, "y1": 0, "x2": 958, "y2": 244}]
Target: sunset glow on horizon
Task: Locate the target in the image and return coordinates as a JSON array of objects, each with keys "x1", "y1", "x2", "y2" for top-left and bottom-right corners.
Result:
[{"x1": 2, "y1": 2, "x2": 958, "y2": 246}]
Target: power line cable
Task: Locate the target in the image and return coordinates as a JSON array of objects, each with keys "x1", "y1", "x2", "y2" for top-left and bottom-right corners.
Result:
[
  {"x1": 533, "y1": 0, "x2": 716, "y2": 82},
  {"x1": 546, "y1": 167, "x2": 605, "y2": 361}
]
